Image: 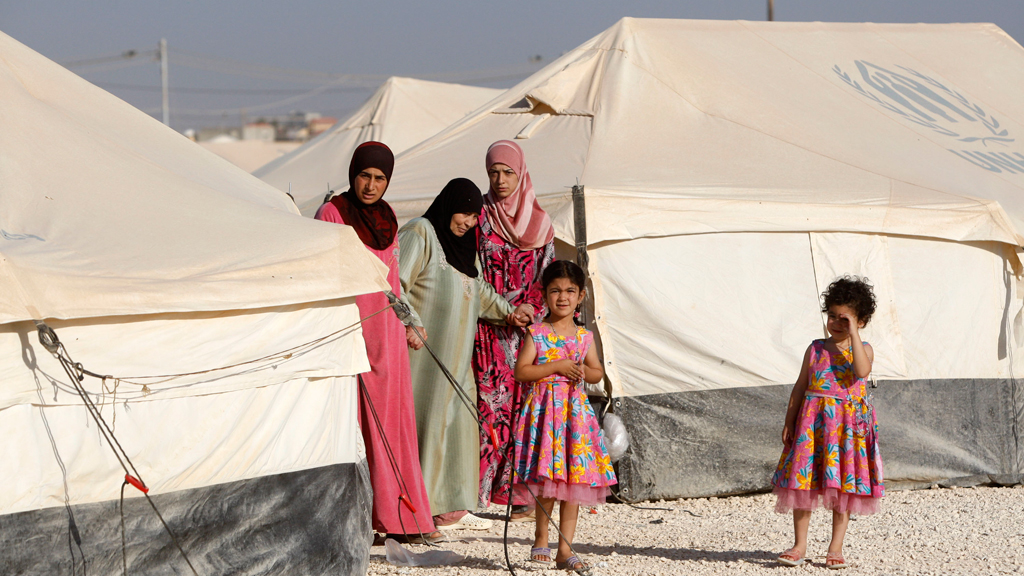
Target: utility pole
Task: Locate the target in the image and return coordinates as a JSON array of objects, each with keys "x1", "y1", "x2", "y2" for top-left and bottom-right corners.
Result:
[
  {"x1": 159, "y1": 38, "x2": 170, "y2": 126},
  {"x1": 768, "y1": 0, "x2": 775, "y2": 21}
]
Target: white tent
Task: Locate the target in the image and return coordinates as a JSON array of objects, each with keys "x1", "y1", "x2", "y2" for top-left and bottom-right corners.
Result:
[
  {"x1": 0, "y1": 28, "x2": 389, "y2": 573},
  {"x1": 383, "y1": 18, "x2": 1024, "y2": 499},
  {"x1": 254, "y1": 77, "x2": 501, "y2": 216},
  {"x1": 198, "y1": 139, "x2": 301, "y2": 172}
]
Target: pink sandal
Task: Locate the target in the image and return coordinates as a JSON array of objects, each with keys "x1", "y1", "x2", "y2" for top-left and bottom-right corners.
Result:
[
  {"x1": 777, "y1": 547, "x2": 805, "y2": 567},
  {"x1": 826, "y1": 552, "x2": 848, "y2": 570}
]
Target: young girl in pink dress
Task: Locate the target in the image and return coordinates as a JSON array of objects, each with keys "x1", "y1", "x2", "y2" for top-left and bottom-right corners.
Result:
[
  {"x1": 772, "y1": 276, "x2": 884, "y2": 570},
  {"x1": 512, "y1": 261, "x2": 616, "y2": 573}
]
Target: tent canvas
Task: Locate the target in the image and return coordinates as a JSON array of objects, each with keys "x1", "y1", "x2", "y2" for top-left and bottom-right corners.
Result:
[
  {"x1": 254, "y1": 76, "x2": 501, "y2": 216},
  {"x1": 382, "y1": 18, "x2": 1024, "y2": 499},
  {"x1": 0, "y1": 27, "x2": 389, "y2": 574}
]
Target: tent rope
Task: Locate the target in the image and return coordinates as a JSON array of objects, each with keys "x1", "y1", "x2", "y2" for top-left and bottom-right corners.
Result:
[
  {"x1": 35, "y1": 321, "x2": 200, "y2": 576},
  {"x1": 31, "y1": 302, "x2": 398, "y2": 575}
]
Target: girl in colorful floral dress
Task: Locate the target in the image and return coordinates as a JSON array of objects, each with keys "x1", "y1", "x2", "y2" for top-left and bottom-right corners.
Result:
[
  {"x1": 772, "y1": 276, "x2": 884, "y2": 570},
  {"x1": 512, "y1": 261, "x2": 616, "y2": 573}
]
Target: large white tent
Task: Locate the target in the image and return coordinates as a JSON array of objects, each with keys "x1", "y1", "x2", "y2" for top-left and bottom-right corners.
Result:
[
  {"x1": 0, "y1": 28, "x2": 389, "y2": 574},
  {"x1": 383, "y1": 18, "x2": 1024, "y2": 499},
  {"x1": 255, "y1": 76, "x2": 501, "y2": 216}
]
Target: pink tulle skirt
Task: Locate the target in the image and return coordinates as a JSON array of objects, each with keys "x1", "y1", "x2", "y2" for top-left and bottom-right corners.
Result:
[
  {"x1": 513, "y1": 479, "x2": 611, "y2": 507},
  {"x1": 773, "y1": 486, "x2": 882, "y2": 516}
]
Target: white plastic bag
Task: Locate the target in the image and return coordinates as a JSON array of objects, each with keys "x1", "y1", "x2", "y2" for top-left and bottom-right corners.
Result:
[
  {"x1": 602, "y1": 412, "x2": 630, "y2": 462},
  {"x1": 384, "y1": 538, "x2": 464, "y2": 567}
]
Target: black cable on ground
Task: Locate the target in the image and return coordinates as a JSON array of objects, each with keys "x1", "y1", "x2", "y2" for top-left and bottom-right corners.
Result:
[
  {"x1": 610, "y1": 484, "x2": 702, "y2": 516},
  {"x1": 120, "y1": 481, "x2": 128, "y2": 576}
]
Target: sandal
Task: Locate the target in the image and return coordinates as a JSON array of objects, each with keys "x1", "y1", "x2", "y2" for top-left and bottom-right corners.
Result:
[
  {"x1": 777, "y1": 547, "x2": 805, "y2": 567},
  {"x1": 435, "y1": 512, "x2": 493, "y2": 531},
  {"x1": 529, "y1": 547, "x2": 552, "y2": 565},
  {"x1": 555, "y1": 554, "x2": 588, "y2": 572},
  {"x1": 511, "y1": 508, "x2": 536, "y2": 523},
  {"x1": 826, "y1": 552, "x2": 848, "y2": 570},
  {"x1": 386, "y1": 531, "x2": 445, "y2": 545}
]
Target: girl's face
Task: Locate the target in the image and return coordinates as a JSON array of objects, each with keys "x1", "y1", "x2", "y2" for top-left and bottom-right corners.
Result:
[
  {"x1": 487, "y1": 163, "x2": 519, "y2": 198},
  {"x1": 449, "y1": 212, "x2": 479, "y2": 237},
  {"x1": 545, "y1": 277, "x2": 584, "y2": 319},
  {"x1": 826, "y1": 304, "x2": 864, "y2": 341}
]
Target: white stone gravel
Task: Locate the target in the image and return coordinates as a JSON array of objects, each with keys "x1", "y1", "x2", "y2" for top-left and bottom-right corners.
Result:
[{"x1": 368, "y1": 485, "x2": 1024, "y2": 575}]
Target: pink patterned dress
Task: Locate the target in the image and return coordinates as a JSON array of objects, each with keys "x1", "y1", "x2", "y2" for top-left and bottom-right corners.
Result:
[
  {"x1": 772, "y1": 339, "x2": 884, "y2": 515},
  {"x1": 315, "y1": 202, "x2": 436, "y2": 535},
  {"x1": 512, "y1": 323, "x2": 616, "y2": 506},
  {"x1": 473, "y1": 211, "x2": 554, "y2": 506}
]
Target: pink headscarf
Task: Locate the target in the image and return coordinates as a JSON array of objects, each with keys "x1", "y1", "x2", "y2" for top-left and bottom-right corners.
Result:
[{"x1": 483, "y1": 140, "x2": 555, "y2": 250}]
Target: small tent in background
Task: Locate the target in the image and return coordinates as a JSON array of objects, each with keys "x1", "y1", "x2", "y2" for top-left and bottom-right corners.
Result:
[
  {"x1": 383, "y1": 18, "x2": 1024, "y2": 500},
  {"x1": 0, "y1": 29, "x2": 390, "y2": 574},
  {"x1": 199, "y1": 139, "x2": 302, "y2": 172},
  {"x1": 254, "y1": 77, "x2": 502, "y2": 216}
]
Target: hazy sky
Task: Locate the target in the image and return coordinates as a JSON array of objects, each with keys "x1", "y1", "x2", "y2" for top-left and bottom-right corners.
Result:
[{"x1": 3, "y1": 0, "x2": 1023, "y2": 130}]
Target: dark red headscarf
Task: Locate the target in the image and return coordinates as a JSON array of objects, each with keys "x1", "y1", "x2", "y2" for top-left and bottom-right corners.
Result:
[{"x1": 330, "y1": 141, "x2": 398, "y2": 250}]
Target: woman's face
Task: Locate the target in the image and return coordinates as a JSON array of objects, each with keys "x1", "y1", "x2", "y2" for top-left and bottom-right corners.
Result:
[
  {"x1": 487, "y1": 163, "x2": 519, "y2": 199},
  {"x1": 449, "y1": 212, "x2": 479, "y2": 237},
  {"x1": 353, "y1": 167, "x2": 388, "y2": 204}
]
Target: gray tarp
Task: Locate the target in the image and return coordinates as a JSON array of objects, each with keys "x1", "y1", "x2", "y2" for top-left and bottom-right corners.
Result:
[
  {"x1": 0, "y1": 461, "x2": 372, "y2": 575},
  {"x1": 614, "y1": 379, "x2": 1023, "y2": 501}
]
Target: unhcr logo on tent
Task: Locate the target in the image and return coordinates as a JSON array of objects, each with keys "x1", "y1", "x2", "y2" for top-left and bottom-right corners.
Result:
[{"x1": 834, "y1": 61, "x2": 1024, "y2": 174}]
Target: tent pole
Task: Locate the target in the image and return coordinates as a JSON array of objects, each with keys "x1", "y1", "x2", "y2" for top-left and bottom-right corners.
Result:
[
  {"x1": 159, "y1": 38, "x2": 170, "y2": 126},
  {"x1": 572, "y1": 184, "x2": 590, "y2": 325}
]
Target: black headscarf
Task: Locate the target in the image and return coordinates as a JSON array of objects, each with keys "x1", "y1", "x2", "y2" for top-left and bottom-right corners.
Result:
[
  {"x1": 423, "y1": 178, "x2": 484, "y2": 278},
  {"x1": 330, "y1": 141, "x2": 398, "y2": 250}
]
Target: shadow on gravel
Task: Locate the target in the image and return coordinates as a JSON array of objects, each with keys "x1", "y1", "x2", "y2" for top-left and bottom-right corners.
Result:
[
  {"x1": 462, "y1": 538, "x2": 782, "y2": 569},
  {"x1": 571, "y1": 543, "x2": 780, "y2": 568}
]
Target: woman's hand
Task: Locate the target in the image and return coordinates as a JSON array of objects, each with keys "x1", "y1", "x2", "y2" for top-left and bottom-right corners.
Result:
[
  {"x1": 406, "y1": 325, "x2": 426, "y2": 350},
  {"x1": 782, "y1": 422, "x2": 794, "y2": 446},
  {"x1": 506, "y1": 311, "x2": 528, "y2": 327},
  {"x1": 514, "y1": 303, "x2": 535, "y2": 323},
  {"x1": 552, "y1": 360, "x2": 584, "y2": 381}
]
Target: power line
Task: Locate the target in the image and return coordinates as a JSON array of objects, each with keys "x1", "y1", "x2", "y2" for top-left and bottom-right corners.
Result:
[
  {"x1": 95, "y1": 82, "x2": 375, "y2": 95},
  {"x1": 60, "y1": 49, "x2": 157, "y2": 68}
]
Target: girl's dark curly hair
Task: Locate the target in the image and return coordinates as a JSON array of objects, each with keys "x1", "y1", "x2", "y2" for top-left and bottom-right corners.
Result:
[{"x1": 821, "y1": 276, "x2": 876, "y2": 325}]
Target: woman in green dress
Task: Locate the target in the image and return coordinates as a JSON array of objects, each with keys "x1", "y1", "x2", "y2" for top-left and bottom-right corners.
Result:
[{"x1": 399, "y1": 178, "x2": 529, "y2": 530}]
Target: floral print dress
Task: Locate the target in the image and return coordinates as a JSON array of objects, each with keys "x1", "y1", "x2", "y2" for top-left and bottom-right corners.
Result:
[
  {"x1": 772, "y1": 339, "x2": 884, "y2": 515},
  {"x1": 474, "y1": 211, "x2": 554, "y2": 507},
  {"x1": 512, "y1": 323, "x2": 616, "y2": 506}
]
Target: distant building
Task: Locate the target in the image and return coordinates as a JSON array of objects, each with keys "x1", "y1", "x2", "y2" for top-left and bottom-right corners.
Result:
[
  {"x1": 309, "y1": 117, "x2": 337, "y2": 138},
  {"x1": 278, "y1": 111, "x2": 320, "y2": 141},
  {"x1": 243, "y1": 122, "x2": 275, "y2": 142}
]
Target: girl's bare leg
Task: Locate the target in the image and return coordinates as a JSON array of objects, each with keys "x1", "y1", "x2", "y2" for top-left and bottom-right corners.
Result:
[
  {"x1": 555, "y1": 501, "x2": 580, "y2": 564},
  {"x1": 828, "y1": 510, "x2": 850, "y2": 565},
  {"x1": 791, "y1": 509, "x2": 811, "y2": 556},
  {"x1": 533, "y1": 497, "x2": 555, "y2": 560}
]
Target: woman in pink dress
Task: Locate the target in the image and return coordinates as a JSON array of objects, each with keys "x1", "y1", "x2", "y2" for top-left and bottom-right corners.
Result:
[
  {"x1": 473, "y1": 140, "x2": 555, "y2": 512},
  {"x1": 315, "y1": 141, "x2": 439, "y2": 543}
]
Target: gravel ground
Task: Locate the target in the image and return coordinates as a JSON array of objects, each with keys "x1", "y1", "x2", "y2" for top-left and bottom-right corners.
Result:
[{"x1": 367, "y1": 485, "x2": 1024, "y2": 575}]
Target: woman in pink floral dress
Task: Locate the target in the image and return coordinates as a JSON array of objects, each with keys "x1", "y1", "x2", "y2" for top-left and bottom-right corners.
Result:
[{"x1": 473, "y1": 140, "x2": 555, "y2": 510}]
